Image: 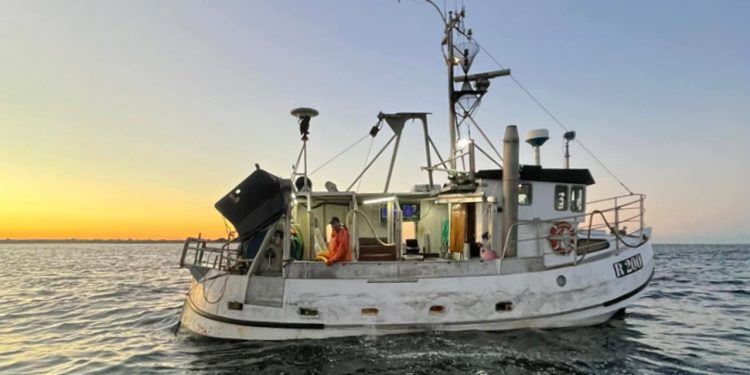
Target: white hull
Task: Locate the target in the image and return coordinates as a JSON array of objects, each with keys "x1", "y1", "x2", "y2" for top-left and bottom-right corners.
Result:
[{"x1": 179, "y1": 242, "x2": 654, "y2": 341}]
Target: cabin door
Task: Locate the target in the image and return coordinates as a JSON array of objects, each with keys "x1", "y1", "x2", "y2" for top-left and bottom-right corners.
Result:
[
  {"x1": 449, "y1": 203, "x2": 466, "y2": 254},
  {"x1": 449, "y1": 203, "x2": 478, "y2": 257}
]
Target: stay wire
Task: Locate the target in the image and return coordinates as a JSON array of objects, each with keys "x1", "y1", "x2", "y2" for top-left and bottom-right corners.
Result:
[
  {"x1": 473, "y1": 38, "x2": 634, "y2": 195},
  {"x1": 357, "y1": 136, "x2": 377, "y2": 193},
  {"x1": 309, "y1": 133, "x2": 371, "y2": 176}
]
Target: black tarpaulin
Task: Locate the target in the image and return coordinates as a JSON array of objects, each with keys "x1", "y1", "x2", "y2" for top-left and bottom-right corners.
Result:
[{"x1": 214, "y1": 169, "x2": 292, "y2": 240}]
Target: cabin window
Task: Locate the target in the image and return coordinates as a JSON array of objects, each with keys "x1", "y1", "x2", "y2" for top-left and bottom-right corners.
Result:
[
  {"x1": 570, "y1": 186, "x2": 585, "y2": 212},
  {"x1": 518, "y1": 183, "x2": 532, "y2": 206},
  {"x1": 554, "y1": 185, "x2": 568, "y2": 211}
]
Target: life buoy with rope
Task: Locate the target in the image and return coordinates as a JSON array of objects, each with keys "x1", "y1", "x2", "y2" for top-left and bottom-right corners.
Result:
[{"x1": 549, "y1": 221, "x2": 576, "y2": 255}]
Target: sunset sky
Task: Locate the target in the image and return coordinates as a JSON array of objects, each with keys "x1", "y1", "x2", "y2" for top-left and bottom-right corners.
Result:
[{"x1": 1, "y1": 0, "x2": 748, "y2": 243}]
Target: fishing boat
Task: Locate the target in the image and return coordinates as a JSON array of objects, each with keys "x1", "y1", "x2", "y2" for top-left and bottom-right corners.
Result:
[{"x1": 177, "y1": 2, "x2": 654, "y2": 341}]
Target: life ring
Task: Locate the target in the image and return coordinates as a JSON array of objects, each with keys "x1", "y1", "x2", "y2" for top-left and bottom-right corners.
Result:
[{"x1": 549, "y1": 221, "x2": 576, "y2": 254}]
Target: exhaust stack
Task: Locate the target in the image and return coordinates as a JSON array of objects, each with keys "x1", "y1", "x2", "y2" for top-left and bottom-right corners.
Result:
[{"x1": 502, "y1": 125, "x2": 519, "y2": 257}]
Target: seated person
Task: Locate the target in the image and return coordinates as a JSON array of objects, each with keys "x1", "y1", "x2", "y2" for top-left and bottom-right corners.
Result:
[{"x1": 316, "y1": 216, "x2": 352, "y2": 266}]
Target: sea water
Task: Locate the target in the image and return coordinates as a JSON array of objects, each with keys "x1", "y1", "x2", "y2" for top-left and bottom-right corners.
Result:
[{"x1": 0, "y1": 243, "x2": 747, "y2": 374}]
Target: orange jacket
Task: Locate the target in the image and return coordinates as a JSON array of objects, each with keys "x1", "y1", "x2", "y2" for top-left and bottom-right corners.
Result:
[{"x1": 326, "y1": 226, "x2": 352, "y2": 265}]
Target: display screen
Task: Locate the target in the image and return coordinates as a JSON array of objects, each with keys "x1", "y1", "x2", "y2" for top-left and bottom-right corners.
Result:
[
  {"x1": 379, "y1": 203, "x2": 420, "y2": 222},
  {"x1": 401, "y1": 203, "x2": 419, "y2": 220}
]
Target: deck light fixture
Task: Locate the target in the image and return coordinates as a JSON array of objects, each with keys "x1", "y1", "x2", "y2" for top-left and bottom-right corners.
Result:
[
  {"x1": 456, "y1": 137, "x2": 472, "y2": 150},
  {"x1": 362, "y1": 196, "x2": 396, "y2": 205}
]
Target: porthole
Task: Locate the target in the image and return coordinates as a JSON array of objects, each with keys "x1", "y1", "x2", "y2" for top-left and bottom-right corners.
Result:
[
  {"x1": 557, "y1": 275, "x2": 567, "y2": 287},
  {"x1": 227, "y1": 301, "x2": 243, "y2": 311},
  {"x1": 495, "y1": 302, "x2": 514, "y2": 312},
  {"x1": 429, "y1": 305, "x2": 446, "y2": 314},
  {"x1": 298, "y1": 307, "x2": 318, "y2": 317},
  {"x1": 361, "y1": 308, "x2": 379, "y2": 316}
]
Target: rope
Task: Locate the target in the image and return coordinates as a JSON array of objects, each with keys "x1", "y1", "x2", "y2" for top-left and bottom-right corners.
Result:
[
  {"x1": 586, "y1": 210, "x2": 649, "y2": 249},
  {"x1": 346, "y1": 209, "x2": 395, "y2": 247},
  {"x1": 222, "y1": 218, "x2": 235, "y2": 241},
  {"x1": 575, "y1": 209, "x2": 649, "y2": 264},
  {"x1": 185, "y1": 271, "x2": 230, "y2": 306},
  {"x1": 472, "y1": 38, "x2": 635, "y2": 195}
]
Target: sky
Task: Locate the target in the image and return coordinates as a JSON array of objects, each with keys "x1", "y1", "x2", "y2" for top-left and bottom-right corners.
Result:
[{"x1": 1, "y1": 0, "x2": 748, "y2": 243}]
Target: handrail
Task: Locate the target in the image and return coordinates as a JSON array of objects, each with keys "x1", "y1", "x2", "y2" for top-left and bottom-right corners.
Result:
[
  {"x1": 587, "y1": 193, "x2": 645, "y2": 205},
  {"x1": 180, "y1": 237, "x2": 241, "y2": 271},
  {"x1": 495, "y1": 192, "x2": 647, "y2": 269}
]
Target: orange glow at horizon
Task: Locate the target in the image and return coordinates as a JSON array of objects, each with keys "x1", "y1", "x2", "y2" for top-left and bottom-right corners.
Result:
[{"x1": 0, "y1": 163, "x2": 229, "y2": 240}]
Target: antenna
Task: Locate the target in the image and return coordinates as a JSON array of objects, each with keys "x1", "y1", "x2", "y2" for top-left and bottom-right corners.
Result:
[
  {"x1": 291, "y1": 107, "x2": 319, "y2": 192},
  {"x1": 563, "y1": 131, "x2": 576, "y2": 169},
  {"x1": 525, "y1": 129, "x2": 549, "y2": 166},
  {"x1": 291, "y1": 107, "x2": 319, "y2": 141}
]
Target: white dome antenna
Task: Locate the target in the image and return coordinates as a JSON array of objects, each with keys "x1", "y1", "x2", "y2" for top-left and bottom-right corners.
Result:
[{"x1": 525, "y1": 129, "x2": 549, "y2": 166}]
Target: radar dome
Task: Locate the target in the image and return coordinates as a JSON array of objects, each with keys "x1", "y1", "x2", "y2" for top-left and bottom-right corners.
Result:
[{"x1": 525, "y1": 129, "x2": 549, "y2": 147}]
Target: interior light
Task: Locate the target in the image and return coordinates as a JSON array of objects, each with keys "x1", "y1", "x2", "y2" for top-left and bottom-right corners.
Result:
[{"x1": 362, "y1": 196, "x2": 396, "y2": 205}]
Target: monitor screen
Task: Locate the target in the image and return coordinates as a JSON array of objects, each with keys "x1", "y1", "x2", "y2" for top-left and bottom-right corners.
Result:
[
  {"x1": 401, "y1": 203, "x2": 419, "y2": 221},
  {"x1": 379, "y1": 203, "x2": 420, "y2": 222}
]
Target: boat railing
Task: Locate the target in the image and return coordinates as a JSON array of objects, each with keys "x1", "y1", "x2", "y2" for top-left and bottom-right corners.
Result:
[
  {"x1": 498, "y1": 193, "x2": 647, "y2": 263},
  {"x1": 180, "y1": 237, "x2": 240, "y2": 271},
  {"x1": 581, "y1": 194, "x2": 647, "y2": 247}
]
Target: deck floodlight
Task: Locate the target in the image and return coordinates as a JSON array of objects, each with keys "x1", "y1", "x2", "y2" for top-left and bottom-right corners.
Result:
[
  {"x1": 362, "y1": 196, "x2": 395, "y2": 205},
  {"x1": 456, "y1": 137, "x2": 472, "y2": 150}
]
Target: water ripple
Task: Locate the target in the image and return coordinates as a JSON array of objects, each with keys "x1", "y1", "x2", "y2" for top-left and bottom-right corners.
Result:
[{"x1": 1, "y1": 243, "x2": 749, "y2": 374}]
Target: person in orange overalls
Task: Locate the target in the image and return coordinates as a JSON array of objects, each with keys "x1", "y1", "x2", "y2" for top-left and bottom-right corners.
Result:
[{"x1": 318, "y1": 216, "x2": 352, "y2": 266}]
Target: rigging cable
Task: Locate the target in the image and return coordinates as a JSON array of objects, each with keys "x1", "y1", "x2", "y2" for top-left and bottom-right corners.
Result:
[
  {"x1": 309, "y1": 133, "x2": 371, "y2": 176},
  {"x1": 357, "y1": 136, "x2": 377, "y2": 193},
  {"x1": 473, "y1": 38, "x2": 635, "y2": 195}
]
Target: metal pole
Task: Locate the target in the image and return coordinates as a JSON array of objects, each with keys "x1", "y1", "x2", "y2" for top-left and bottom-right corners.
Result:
[
  {"x1": 290, "y1": 145, "x2": 305, "y2": 180},
  {"x1": 468, "y1": 141, "x2": 476, "y2": 181},
  {"x1": 303, "y1": 141, "x2": 309, "y2": 190},
  {"x1": 384, "y1": 135, "x2": 402, "y2": 193},
  {"x1": 421, "y1": 118, "x2": 434, "y2": 188},
  {"x1": 447, "y1": 17, "x2": 457, "y2": 171},
  {"x1": 614, "y1": 197, "x2": 620, "y2": 250},
  {"x1": 640, "y1": 195, "x2": 645, "y2": 237}
]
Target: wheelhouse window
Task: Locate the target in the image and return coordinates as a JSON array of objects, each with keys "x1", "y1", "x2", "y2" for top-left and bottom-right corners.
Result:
[
  {"x1": 570, "y1": 186, "x2": 585, "y2": 212},
  {"x1": 554, "y1": 185, "x2": 568, "y2": 211},
  {"x1": 518, "y1": 183, "x2": 532, "y2": 206}
]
